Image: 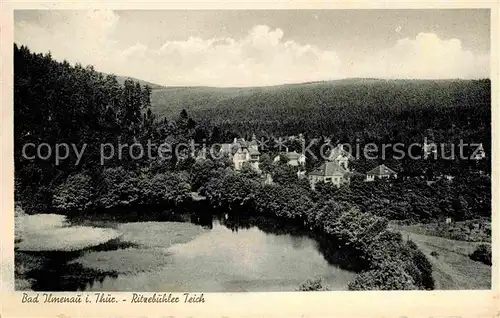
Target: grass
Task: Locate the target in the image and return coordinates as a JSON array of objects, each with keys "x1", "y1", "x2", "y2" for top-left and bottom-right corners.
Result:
[
  {"x1": 399, "y1": 219, "x2": 491, "y2": 242},
  {"x1": 16, "y1": 226, "x2": 122, "y2": 252},
  {"x1": 15, "y1": 214, "x2": 66, "y2": 234},
  {"x1": 393, "y1": 224, "x2": 491, "y2": 290},
  {"x1": 118, "y1": 221, "x2": 207, "y2": 248},
  {"x1": 70, "y1": 221, "x2": 206, "y2": 275},
  {"x1": 15, "y1": 214, "x2": 122, "y2": 252},
  {"x1": 70, "y1": 248, "x2": 172, "y2": 274}
]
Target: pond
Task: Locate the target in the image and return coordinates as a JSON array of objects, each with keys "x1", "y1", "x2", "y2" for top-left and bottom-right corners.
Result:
[{"x1": 15, "y1": 213, "x2": 357, "y2": 292}]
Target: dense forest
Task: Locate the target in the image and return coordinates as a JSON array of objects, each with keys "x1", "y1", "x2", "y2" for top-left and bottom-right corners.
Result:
[
  {"x1": 151, "y1": 78, "x2": 490, "y2": 145},
  {"x1": 151, "y1": 77, "x2": 491, "y2": 179}
]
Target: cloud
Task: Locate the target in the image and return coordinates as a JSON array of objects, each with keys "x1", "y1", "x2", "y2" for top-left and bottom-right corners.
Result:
[
  {"x1": 15, "y1": 11, "x2": 489, "y2": 87},
  {"x1": 117, "y1": 25, "x2": 342, "y2": 86},
  {"x1": 348, "y1": 32, "x2": 489, "y2": 79}
]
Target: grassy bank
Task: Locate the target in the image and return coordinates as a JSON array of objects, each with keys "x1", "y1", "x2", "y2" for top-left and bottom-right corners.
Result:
[
  {"x1": 393, "y1": 225, "x2": 491, "y2": 289},
  {"x1": 396, "y1": 219, "x2": 491, "y2": 242}
]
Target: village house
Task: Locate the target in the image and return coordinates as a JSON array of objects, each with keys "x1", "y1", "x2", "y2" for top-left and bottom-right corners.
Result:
[
  {"x1": 308, "y1": 161, "x2": 352, "y2": 189},
  {"x1": 326, "y1": 144, "x2": 354, "y2": 169},
  {"x1": 219, "y1": 134, "x2": 260, "y2": 171},
  {"x1": 308, "y1": 144, "x2": 354, "y2": 189},
  {"x1": 365, "y1": 164, "x2": 398, "y2": 181}
]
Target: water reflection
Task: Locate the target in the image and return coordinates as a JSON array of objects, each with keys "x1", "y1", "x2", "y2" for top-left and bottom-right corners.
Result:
[{"x1": 17, "y1": 212, "x2": 358, "y2": 292}]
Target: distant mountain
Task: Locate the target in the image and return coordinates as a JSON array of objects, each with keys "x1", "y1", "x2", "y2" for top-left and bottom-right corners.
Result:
[
  {"x1": 149, "y1": 78, "x2": 489, "y2": 120},
  {"x1": 114, "y1": 75, "x2": 165, "y2": 90}
]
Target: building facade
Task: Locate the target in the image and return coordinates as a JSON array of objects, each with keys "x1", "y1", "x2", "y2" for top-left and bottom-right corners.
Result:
[
  {"x1": 365, "y1": 164, "x2": 398, "y2": 181},
  {"x1": 308, "y1": 144, "x2": 353, "y2": 189},
  {"x1": 220, "y1": 135, "x2": 261, "y2": 171}
]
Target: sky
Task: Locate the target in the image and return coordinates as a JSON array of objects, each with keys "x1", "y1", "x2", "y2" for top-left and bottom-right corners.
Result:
[{"x1": 14, "y1": 10, "x2": 490, "y2": 87}]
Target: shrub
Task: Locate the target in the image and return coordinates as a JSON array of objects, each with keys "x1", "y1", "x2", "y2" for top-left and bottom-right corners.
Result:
[
  {"x1": 366, "y1": 233, "x2": 434, "y2": 290},
  {"x1": 348, "y1": 262, "x2": 417, "y2": 290},
  {"x1": 53, "y1": 173, "x2": 94, "y2": 212},
  {"x1": 202, "y1": 170, "x2": 261, "y2": 212},
  {"x1": 271, "y1": 164, "x2": 298, "y2": 186},
  {"x1": 96, "y1": 167, "x2": 140, "y2": 209},
  {"x1": 137, "y1": 172, "x2": 191, "y2": 206},
  {"x1": 254, "y1": 184, "x2": 314, "y2": 221},
  {"x1": 190, "y1": 159, "x2": 216, "y2": 191},
  {"x1": 297, "y1": 278, "x2": 330, "y2": 291},
  {"x1": 430, "y1": 251, "x2": 439, "y2": 257},
  {"x1": 469, "y1": 244, "x2": 491, "y2": 265},
  {"x1": 405, "y1": 240, "x2": 435, "y2": 290}
]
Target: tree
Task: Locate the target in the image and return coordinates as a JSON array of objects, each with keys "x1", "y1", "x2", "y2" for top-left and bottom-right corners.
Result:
[
  {"x1": 254, "y1": 184, "x2": 314, "y2": 221},
  {"x1": 271, "y1": 164, "x2": 298, "y2": 186},
  {"x1": 53, "y1": 173, "x2": 94, "y2": 213},
  {"x1": 240, "y1": 162, "x2": 261, "y2": 179},
  {"x1": 259, "y1": 153, "x2": 274, "y2": 174},
  {"x1": 469, "y1": 244, "x2": 491, "y2": 265},
  {"x1": 452, "y1": 195, "x2": 470, "y2": 221},
  {"x1": 190, "y1": 159, "x2": 216, "y2": 191},
  {"x1": 96, "y1": 167, "x2": 140, "y2": 209},
  {"x1": 348, "y1": 262, "x2": 417, "y2": 290}
]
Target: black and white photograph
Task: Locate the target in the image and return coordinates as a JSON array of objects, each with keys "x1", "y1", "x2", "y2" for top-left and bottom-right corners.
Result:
[{"x1": 10, "y1": 8, "x2": 492, "y2": 295}]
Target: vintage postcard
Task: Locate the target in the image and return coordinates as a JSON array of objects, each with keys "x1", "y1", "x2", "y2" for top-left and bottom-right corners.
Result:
[{"x1": 1, "y1": 1, "x2": 499, "y2": 317}]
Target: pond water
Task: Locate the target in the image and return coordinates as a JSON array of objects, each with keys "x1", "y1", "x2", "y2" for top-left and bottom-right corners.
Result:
[{"x1": 15, "y1": 213, "x2": 356, "y2": 292}]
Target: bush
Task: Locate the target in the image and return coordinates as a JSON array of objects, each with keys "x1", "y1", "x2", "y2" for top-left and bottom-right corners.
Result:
[
  {"x1": 469, "y1": 244, "x2": 491, "y2": 265},
  {"x1": 254, "y1": 184, "x2": 314, "y2": 221},
  {"x1": 202, "y1": 169, "x2": 261, "y2": 212},
  {"x1": 96, "y1": 167, "x2": 140, "y2": 209},
  {"x1": 53, "y1": 173, "x2": 94, "y2": 212},
  {"x1": 348, "y1": 262, "x2": 417, "y2": 290},
  {"x1": 297, "y1": 278, "x2": 330, "y2": 291},
  {"x1": 190, "y1": 159, "x2": 216, "y2": 191},
  {"x1": 405, "y1": 240, "x2": 435, "y2": 289},
  {"x1": 95, "y1": 168, "x2": 191, "y2": 210},
  {"x1": 366, "y1": 232, "x2": 434, "y2": 290},
  {"x1": 137, "y1": 172, "x2": 191, "y2": 206}
]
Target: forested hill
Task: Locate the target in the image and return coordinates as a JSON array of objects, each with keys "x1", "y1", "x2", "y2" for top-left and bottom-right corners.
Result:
[
  {"x1": 115, "y1": 75, "x2": 165, "y2": 90},
  {"x1": 151, "y1": 78, "x2": 490, "y2": 141}
]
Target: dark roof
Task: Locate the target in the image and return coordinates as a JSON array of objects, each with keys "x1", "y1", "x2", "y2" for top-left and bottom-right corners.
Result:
[
  {"x1": 366, "y1": 164, "x2": 397, "y2": 176},
  {"x1": 309, "y1": 161, "x2": 349, "y2": 177}
]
